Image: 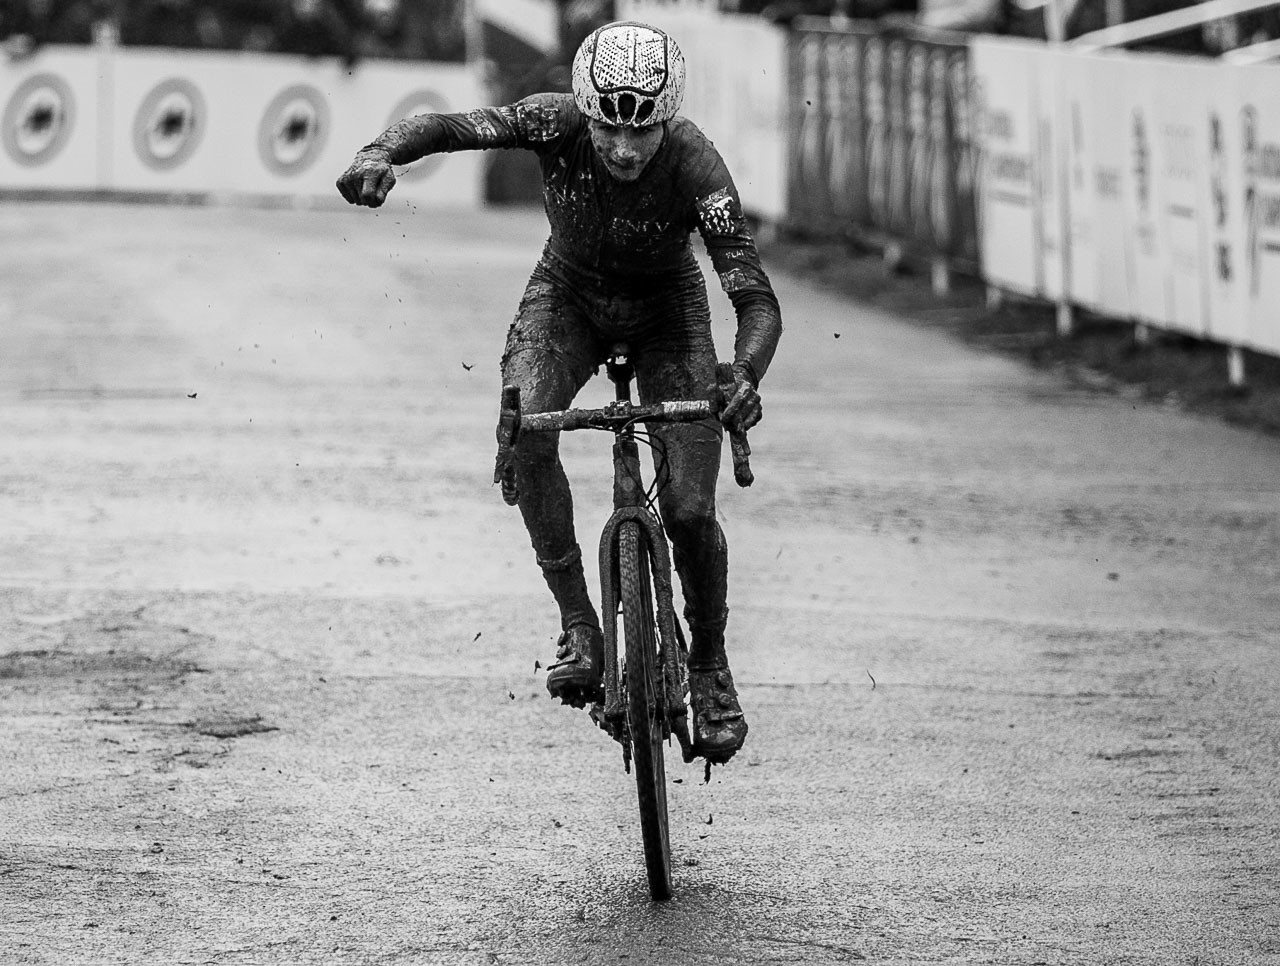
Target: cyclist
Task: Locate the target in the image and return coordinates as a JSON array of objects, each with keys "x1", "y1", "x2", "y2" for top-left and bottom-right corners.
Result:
[{"x1": 336, "y1": 20, "x2": 782, "y2": 763}]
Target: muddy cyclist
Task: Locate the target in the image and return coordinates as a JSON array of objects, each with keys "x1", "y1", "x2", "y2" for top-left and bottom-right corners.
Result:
[{"x1": 336, "y1": 20, "x2": 783, "y2": 763}]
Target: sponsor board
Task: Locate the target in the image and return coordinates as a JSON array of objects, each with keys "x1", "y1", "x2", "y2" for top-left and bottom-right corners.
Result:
[
  {"x1": 1203, "y1": 67, "x2": 1249, "y2": 347},
  {"x1": 1120, "y1": 57, "x2": 1172, "y2": 328},
  {"x1": 1151, "y1": 58, "x2": 1213, "y2": 337},
  {"x1": 1237, "y1": 64, "x2": 1280, "y2": 356},
  {"x1": 1, "y1": 47, "x2": 483, "y2": 206},
  {"x1": 131, "y1": 76, "x2": 206, "y2": 172},
  {"x1": 971, "y1": 37, "x2": 1043, "y2": 296},
  {"x1": 1059, "y1": 50, "x2": 1100, "y2": 310},
  {"x1": 0, "y1": 46, "x2": 101, "y2": 188},
  {"x1": 975, "y1": 42, "x2": 1276, "y2": 352},
  {"x1": 1075, "y1": 52, "x2": 1134, "y2": 318},
  {"x1": 1035, "y1": 47, "x2": 1065, "y2": 301}
]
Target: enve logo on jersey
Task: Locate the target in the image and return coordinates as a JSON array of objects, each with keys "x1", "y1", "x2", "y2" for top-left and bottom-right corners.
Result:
[{"x1": 2, "y1": 73, "x2": 75, "y2": 167}]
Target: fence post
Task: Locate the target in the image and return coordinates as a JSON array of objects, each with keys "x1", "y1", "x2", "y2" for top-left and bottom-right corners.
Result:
[
  {"x1": 1228, "y1": 346, "x2": 1246, "y2": 387},
  {"x1": 1056, "y1": 302, "x2": 1073, "y2": 337},
  {"x1": 931, "y1": 256, "x2": 950, "y2": 295}
]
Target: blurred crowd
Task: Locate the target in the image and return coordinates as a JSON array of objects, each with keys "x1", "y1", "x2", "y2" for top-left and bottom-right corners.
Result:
[
  {"x1": 0, "y1": 0, "x2": 468, "y2": 63},
  {"x1": 2, "y1": 0, "x2": 1273, "y2": 65}
]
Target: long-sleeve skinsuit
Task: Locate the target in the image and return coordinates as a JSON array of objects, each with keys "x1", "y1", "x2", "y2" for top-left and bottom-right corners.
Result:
[{"x1": 360, "y1": 92, "x2": 783, "y2": 662}]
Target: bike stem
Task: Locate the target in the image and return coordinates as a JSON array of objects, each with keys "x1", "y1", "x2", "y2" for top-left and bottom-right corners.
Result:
[{"x1": 606, "y1": 350, "x2": 645, "y2": 512}]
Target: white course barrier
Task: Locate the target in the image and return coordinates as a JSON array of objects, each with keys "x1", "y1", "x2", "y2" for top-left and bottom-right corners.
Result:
[
  {"x1": 0, "y1": 46, "x2": 103, "y2": 190},
  {"x1": 0, "y1": 44, "x2": 485, "y2": 206},
  {"x1": 972, "y1": 36, "x2": 1280, "y2": 358}
]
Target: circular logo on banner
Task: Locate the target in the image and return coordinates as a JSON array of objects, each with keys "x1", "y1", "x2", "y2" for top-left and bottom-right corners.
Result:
[
  {"x1": 258, "y1": 84, "x2": 329, "y2": 177},
  {"x1": 384, "y1": 90, "x2": 449, "y2": 182},
  {"x1": 133, "y1": 78, "x2": 206, "y2": 171},
  {"x1": 2, "y1": 73, "x2": 76, "y2": 168}
]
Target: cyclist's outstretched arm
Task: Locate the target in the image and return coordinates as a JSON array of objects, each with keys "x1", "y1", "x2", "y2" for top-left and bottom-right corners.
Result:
[{"x1": 336, "y1": 93, "x2": 574, "y2": 208}]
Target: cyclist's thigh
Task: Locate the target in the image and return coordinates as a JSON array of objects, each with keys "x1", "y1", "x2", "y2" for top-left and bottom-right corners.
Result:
[
  {"x1": 635, "y1": 346, "x2": 722, "y2": 502},
  {"x1": 501, "y1": 272, "x2": 600, "y2": 413}
]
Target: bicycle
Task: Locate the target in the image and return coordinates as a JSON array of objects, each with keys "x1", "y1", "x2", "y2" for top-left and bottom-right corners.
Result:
[{"x1": 492, "y1": 345, "x2": 754, "y2": 901}]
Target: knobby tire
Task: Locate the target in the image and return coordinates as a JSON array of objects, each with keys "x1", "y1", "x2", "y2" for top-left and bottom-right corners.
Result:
[{"x1": 618, "y1": 520, "x2": 672, "y2": 901}]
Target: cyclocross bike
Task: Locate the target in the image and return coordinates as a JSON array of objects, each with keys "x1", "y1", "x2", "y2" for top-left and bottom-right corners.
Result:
[{"x1": 493, "y1": 345, "x2": 753, "y2": 901}]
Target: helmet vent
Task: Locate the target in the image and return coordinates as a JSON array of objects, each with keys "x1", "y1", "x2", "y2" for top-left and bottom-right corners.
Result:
[{"x1": 617, "y1": 93, "x2": 637, "y2": 124}]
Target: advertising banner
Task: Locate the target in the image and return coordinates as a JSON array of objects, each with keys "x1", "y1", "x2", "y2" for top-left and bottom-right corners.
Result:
[
  {"x1": 1203, "y1": 66, "x2": 1250, "y2": 347},
  {"x1": 2, "y1": 47, "x2": 484, "y2": 206},
  {"x1": 1151, "y1": 56, "x2": 1213, "y2": 337},
  {"x1": 1074, "y1": 52, "x2": 1133, "y2": 318},
  {"x1": 1058, "y1": 50, "x2": 1099, "y2": 310},
  {"x1": 109, "y1": 49, "x2": 247, "y2": 194},
  {"x1": 970, "y1": 36, "x2": 1042, "y2": 296},
  {"x1": 108, "y1": 51, "x2": 483, "y2": 204},
  {"x1": 1114, "y1": 58, "x2": 1167, "y2": 327},
  {"x1": 1237, "y1": 64, "x2": 1280, "y2": 356},
  {"x1": 0, "y1": 45, "x2": 103, "y2": 189},
  {"x1": 1034, "y1": 47, "x2": 1065, "y2": 302}
]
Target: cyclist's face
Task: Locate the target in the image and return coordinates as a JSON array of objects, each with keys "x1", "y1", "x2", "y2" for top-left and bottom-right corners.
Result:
[{"x1": 588, "y1": 120, "x2": 664, "y2": 182}]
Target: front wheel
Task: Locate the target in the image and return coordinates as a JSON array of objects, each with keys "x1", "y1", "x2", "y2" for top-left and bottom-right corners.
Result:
[{"x1": 618, "y1": 520, "x2": 672, "y2": 901}]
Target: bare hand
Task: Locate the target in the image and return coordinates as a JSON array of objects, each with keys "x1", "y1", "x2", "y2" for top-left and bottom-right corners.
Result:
[
  {"x1": 720, "y1": 367, "x2": 762, "y2": 434},
  {"x1": 336, "y1": 150, "x2": 396, "y2": 208}
]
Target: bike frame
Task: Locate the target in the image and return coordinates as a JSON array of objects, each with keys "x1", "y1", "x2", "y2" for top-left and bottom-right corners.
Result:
[
  {"x1": 593, "y1": 351, "x2": 692, "y2": 762},
  {"x1": 492, "y1": 349, "x2": 750, "y2": 761},
  {"x1": 492, "y1": 347, "x2": 754, "y2": 900}
]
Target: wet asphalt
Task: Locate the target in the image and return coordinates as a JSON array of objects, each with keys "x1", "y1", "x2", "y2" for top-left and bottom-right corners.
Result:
[{"x1": 1, "y1": 200, "x2": 1278, "y2": 965}]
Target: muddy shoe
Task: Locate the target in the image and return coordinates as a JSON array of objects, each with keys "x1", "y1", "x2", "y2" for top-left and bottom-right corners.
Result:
[
  {"x1": 545, "y1": 624, "x2": 605, "y2": 708},
  {"x1": 689, "y1": 666, "x2": 748, "y2": 764}
]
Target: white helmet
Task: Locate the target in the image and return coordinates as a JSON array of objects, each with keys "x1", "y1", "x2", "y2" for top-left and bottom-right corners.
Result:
[{"x1": 571, "y1": 21, "x2": 685, "y2": 127}]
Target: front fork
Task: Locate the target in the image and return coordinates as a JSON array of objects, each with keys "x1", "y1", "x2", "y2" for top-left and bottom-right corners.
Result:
[{"x1": 596, "y1": 433, "x2": 694, "y2": 765}]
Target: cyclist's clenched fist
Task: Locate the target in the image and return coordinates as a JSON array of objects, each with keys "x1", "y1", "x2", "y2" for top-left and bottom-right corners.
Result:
[{"x1": 336, "y1": 149, "x2": 396, "y2": 208}]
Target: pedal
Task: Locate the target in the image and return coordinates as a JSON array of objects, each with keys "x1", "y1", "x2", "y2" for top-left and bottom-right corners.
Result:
[{"x1": 589, "y1": 702, "x2": 627, "y2": 747}]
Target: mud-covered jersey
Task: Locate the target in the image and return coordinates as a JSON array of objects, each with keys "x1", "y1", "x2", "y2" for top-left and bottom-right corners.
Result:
[{"x1": 363, "y1": 92, "x2": 781, "y2": 383}]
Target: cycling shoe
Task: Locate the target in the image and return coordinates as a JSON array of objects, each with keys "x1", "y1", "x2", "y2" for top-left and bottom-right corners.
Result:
[
  {"x1": 546, "y1": 623, "x2": 605, "y2": 708},
  {"x1": 689, "y1": 665, "x2": 748, "y2": 763}
]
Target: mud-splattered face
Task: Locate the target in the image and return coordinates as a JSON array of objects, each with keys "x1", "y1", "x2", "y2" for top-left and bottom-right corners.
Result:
[{"x1": 587, "y1": 120, "x2": 664, "y2": 182}]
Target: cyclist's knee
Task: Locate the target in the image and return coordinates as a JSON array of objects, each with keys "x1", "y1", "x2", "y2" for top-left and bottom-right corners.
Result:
[{"x1": 661, "y1": 497, "x2": 719, "y2": 546}]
